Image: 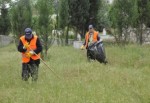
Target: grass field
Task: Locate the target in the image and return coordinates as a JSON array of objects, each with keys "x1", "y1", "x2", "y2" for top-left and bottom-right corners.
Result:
[{"x1": 0, "y1": 43, "x2": 150, "y2": 103}]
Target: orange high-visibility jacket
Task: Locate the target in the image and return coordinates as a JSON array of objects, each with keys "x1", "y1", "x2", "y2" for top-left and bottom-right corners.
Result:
[
  {"x1": 85, "y1": 31, "x2": 99, "y2": 47},
  {"x1": 20, "y1": 35, "x2": 40, "y2": 63}
]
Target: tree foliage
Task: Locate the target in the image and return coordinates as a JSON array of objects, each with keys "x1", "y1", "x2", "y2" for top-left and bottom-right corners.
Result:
[
  {"x1": 0, "y1": 0, "x2": 11, "y2": 35},
  {"x1": 59, "y1": 0, "x2": 69, "y2": 29},
  {"x1": 68, "y1": 0, "x2": 90, "y2": 37},
  {"x1": 36, "y1": 0, "x2": 54, "y2": 57},
  {"x1": 147, "y1": 1, "x2": 150, "y2": 27},
  {"x1": 2, "y1": 0, "x2": 150, "y2": 48},
  {"x1": 97, "y1": 0, "x2": 110, "y2": 31},
  {"x1": 11, "y1": 0, "x2": 32, "y2": 41},
  {"x1": 109, "y1": 0, "x2": 138, "y2": 44},
  {"x1": 59, "y1": 0, "x2": 69, "y2": 45},
  {"x1": 109, "y1": 0, "x2": 150, "y2": 45},
  {"x1": 88, "y1": 0, "x2": 100, "y2": 27},
  {"x1": 136, "y1": 0, "x2": 150, "y2": 44}
]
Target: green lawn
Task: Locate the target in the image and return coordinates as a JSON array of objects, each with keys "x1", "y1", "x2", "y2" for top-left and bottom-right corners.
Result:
[{"x1": 0, "y1": 44, "x2": 150, "y2": 103}]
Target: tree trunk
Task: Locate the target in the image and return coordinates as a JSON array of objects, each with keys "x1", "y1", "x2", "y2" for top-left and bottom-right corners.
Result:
[
  {"x1": 139, "y1": 24, "x2": 143, "y2": 45},
  {"x1": 74, "y1": 28, "x2": 78, "y2": 40},
  {"x1": 45, "y1": 33, "x2": 48, "y2": 57},
  {"x1": 65, "y1": 24, "x2": 69, "y2": 45}
]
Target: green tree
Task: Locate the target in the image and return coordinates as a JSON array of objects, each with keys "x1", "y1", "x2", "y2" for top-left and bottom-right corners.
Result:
[
  {"x1": 30, "y1": 0, "x2": 38, "y2": 31},
  {"x1": 59, "y1": 0, "x2": 69, "y2": 45},
  {"x1": 146, "y1": 0, "x2": 150, "y2": 28},
  {"x1": 88, "y1": 0, "x2": 100, "y2": 28},
  {"x1": 37, "y1": 0, "x2": 54, "y2": 57},
  {"x1": 68, "y1": 0, "x2": 90, "y2": 38},
  {"x1": 97, "y1": 0, "x2": 110, "y2": 31},
  {"x1": 136, "y1": 0, "x2": 150, "y2": 44},
  {"x1": 109, "y1": 0, "x2": 138, "y2": 45},
  {"x1": 11, "y1": 0, "x2": 32, "y2": 42},
  {"x1": 0, "y1": 0, "x2": 11, "y2": 35}
]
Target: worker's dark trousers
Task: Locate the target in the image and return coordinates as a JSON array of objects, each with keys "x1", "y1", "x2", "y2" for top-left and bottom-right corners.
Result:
[{"x1": 22, "y1": 63, "x2": 39, "y2": 81}]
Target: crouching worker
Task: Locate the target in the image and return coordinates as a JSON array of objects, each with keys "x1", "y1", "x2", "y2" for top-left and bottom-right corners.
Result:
[
  {"x1": 81, "y1": 25, "x2": 107, "y2": 64},
  {"x1": 18, "y1": 28, "x2": 42, "y2": 81}
]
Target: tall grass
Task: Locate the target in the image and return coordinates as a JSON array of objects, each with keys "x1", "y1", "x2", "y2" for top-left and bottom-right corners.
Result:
[{"x1": 0, "y1": 44, "x2": 150, "y2": 103}]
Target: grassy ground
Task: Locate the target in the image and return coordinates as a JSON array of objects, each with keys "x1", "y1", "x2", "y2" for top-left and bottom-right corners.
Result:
[{"x1": 0, "y1": 43, "x2": 150, "y2": 103}]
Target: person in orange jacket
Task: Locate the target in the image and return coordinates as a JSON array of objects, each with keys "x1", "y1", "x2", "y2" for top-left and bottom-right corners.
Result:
[
  {"x1": 18, "y1": 28, "x2": 42, "y2": 81},
  {"x1": 81, "y1": 25, "x2": 101, "y2": 60}
]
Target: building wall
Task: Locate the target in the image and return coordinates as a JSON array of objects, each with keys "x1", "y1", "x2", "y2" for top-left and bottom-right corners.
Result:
[{"x1": 0, "y1": 35, "x2": 14, "y2": 47}]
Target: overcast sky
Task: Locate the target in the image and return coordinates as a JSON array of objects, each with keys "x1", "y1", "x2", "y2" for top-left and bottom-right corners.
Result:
[{"x1": 108, "y1": 0, "x2": 113, "y2": 3}]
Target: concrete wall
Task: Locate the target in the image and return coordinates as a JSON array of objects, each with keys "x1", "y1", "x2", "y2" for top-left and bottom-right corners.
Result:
[
  {"x1": 125, "y1": 28, "x2": 150, "y2": 44},
  {"x1": 52, "y1": 39, "x2": 74, "y2": 46},
  {"x1": 0, "y1": 35, "x2": 13, "y2": 47},
  {"x1": 73, "y1": 41, "x2": 83, "y2": 49}
]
